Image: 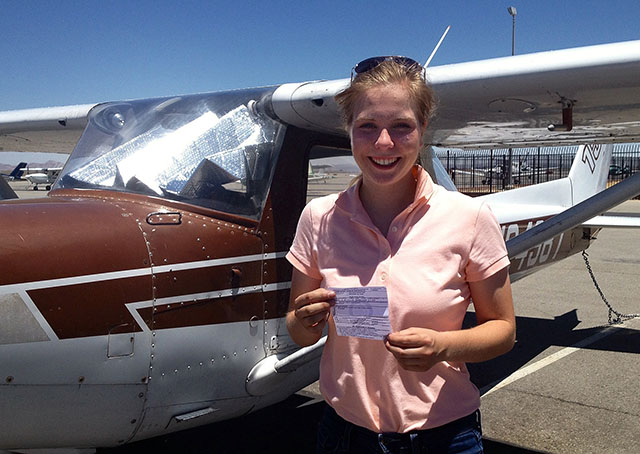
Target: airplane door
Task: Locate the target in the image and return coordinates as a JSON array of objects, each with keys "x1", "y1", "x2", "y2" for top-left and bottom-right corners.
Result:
[{"x1": 130, "y1": 209, "x2": 268, "y2": 439}]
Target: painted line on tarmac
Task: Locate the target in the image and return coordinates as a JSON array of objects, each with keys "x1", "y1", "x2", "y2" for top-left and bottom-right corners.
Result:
[{"x1": 480, "y1": 319, "x2": 637, "y2": 397}]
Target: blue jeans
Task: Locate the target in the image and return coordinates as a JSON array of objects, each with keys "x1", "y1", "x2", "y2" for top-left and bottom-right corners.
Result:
[{"x1": 316, "y1": 404, "x2": 483, "y2": 454}]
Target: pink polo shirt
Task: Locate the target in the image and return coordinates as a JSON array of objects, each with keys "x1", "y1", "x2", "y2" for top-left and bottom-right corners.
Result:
[{"x1": 286, "y1": 167, "x2": 509, "y2": 433}]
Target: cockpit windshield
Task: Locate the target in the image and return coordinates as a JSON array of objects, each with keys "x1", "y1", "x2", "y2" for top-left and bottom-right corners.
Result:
[{"x1": 55, "y1": 87, "x2": 285, "y2": 220}]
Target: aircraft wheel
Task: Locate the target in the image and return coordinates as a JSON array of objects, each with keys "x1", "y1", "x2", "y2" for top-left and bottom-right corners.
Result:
[
  {"x1": 46, "y1": 185, "x2": 51, "y2": 191},
  {"x1": 33, "y1": 186, "x2": 39, "y2": 191}
]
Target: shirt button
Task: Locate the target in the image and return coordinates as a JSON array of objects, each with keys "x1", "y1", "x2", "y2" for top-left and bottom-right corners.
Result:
[
  {"x1": 391, "y1": 226, "x2": 398, "y2": 233},
  {"x1": 381, "y1": 272, "x2": 388, "y2": 281}
]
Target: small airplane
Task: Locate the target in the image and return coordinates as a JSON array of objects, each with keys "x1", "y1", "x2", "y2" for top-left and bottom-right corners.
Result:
[
  {"x1": 21, "y1": 166, "x2": 62, "y2": 191},
  {"x1": 452, "y1": 158, "x2": 536, "y2": 185},
  {"x1": 1, "y1": 39, "x2": 640, "y2": 452},
  {"x1": 307, "y1": 162, "x2": 332, "y2": 182}
]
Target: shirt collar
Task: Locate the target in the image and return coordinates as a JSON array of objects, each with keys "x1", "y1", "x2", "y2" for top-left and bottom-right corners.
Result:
[{"x1": 334, "y1": 166, "x2": 436, "y2": 223}]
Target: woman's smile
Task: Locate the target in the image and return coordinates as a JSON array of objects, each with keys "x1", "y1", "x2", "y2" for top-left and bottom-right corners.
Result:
[{"x1": 370, "y1": 156, "x2": 400, "y2": 166}]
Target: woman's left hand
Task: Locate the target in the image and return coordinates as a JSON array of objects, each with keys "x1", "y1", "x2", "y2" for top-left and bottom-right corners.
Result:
[{"x1": 385, "y1": 327, "x2": 444, "y2": 372}]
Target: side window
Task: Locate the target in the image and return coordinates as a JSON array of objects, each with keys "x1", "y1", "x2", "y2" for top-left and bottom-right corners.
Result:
[{"x1": 306, "y1": 146, "x2": 357, "y2": 203}]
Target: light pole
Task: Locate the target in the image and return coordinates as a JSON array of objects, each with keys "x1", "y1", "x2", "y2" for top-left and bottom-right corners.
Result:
[
  {"x1": 507, "y1": 7, "x2": 517, "y2": 187},
  {"x1": 508, "y1": 6, "x2": 517, "y2": 56}
]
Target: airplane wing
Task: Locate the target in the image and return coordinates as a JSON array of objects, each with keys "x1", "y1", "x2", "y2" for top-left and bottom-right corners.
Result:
[
  {"x1": 271, "y1": 40, "x2": 640, "y2": 149},
  {"x1": 2, "y1": 41, "x2": 639, "y2": 153},
  {"x1": 583, "y1": 213, "x2": 640, "y2": 228},
  {"x1": 0, "y1": 104, "x2": 97, "y2": 154}
]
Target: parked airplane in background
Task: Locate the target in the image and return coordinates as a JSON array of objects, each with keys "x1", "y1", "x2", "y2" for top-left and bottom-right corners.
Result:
[
  {"x1": 22, "y1": 166, "x2": 62, "y2": 190},
  {"x1": 1, "y1": 39, "x2": 640, "y2": 452},
  {"x1": 0, "y1": 162, "x2": 63, "y2": 189},
  {"x1": 453, "y1": 158, "x2": 536, "y2": 185},
  {"x1": 307, "y1": 162, "x2": 332, "y2": 182},
  {"x1": 0, "y1": 162, "x2": 27, "y2": 181}
]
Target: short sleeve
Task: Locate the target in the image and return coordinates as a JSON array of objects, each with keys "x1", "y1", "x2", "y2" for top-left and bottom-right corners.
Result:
[
  {"x1": 286, "y1": 201, "x2": 323, "y2": 280},
  {"x1": 465, "y1": 202, "x2": 510, "y2": 282}
]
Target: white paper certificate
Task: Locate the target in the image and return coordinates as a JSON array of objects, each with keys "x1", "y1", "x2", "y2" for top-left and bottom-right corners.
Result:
[{"x1": 330, "y1": 287, "x2": 391, "y2": 340}]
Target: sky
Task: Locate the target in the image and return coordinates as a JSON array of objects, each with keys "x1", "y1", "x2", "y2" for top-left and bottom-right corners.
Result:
[{"x1": 2, "y1": 0, "x2": 639, "y2": 112}]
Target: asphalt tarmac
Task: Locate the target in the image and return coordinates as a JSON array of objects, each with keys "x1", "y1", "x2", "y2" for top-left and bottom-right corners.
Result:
[{"x1": 9, "y1": 180, "x2": 640, "y2": 453}]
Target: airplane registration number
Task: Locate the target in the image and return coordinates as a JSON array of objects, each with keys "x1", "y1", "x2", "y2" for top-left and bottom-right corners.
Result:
[{"x1": 502, "y1": 220, "x2": 565, "y2": 271}]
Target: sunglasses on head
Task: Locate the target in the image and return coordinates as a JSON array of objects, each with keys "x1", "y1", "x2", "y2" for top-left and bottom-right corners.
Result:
[{"x1": 352, "y1": 56, "x2": 423, "y2": 80}]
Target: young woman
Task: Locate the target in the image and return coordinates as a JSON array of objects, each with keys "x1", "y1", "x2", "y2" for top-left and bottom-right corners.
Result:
[{"x1": 286, "y1": 57, "x2": 515, "y2": 453}]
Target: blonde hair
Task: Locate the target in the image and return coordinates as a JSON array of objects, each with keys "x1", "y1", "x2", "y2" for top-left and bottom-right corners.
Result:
[{"x1": 335, "y1": 59, "x2": 436, "y2": 128}]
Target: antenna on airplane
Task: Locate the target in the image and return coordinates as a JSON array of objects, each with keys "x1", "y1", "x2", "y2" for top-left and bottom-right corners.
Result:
[{"x1": 424, "y1": 25, "x2": 451, "y2": 68}]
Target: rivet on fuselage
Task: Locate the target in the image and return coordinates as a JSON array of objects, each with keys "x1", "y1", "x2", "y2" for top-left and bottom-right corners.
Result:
[
  {"x1": 6, "y1": 376, "x2": 14, "y2": 383},
  {"x1": 78, "y1": 376, "x2": 85, "y2": 383}
]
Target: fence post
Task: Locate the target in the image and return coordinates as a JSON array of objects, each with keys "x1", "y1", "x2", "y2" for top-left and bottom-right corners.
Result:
[{"x1": 489, "y1": 149, "x2": 493, "y2": 193}]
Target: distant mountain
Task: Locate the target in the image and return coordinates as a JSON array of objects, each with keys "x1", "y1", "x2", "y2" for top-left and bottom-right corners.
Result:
[{"x1": 0, "y1": 159, "x2": 65, "y2": 173}]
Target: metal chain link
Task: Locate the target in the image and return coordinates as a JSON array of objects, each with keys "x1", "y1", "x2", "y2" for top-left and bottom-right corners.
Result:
[{"x1": 582, "y1": 250, "x2": 640, "y2": 324}]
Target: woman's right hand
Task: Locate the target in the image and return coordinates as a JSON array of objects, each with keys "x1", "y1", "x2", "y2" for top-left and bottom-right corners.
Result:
[
  {"x1": 286, "y1": 268, "x2": 334, "y2": 346},
  {"x1": 291, "y1": 288, "x2": 336, "y2": 335}
]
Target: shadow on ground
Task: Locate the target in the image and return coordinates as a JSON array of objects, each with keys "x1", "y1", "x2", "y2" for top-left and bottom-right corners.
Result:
[{"x1": 100, "y1": 393, "x2": 545, "y2": 453}]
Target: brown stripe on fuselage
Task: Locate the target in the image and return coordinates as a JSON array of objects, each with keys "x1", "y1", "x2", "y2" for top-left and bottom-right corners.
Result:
[
  {"x1": 147, "y1": 257, "x2": 293, "y2": 330},
  {"x1": 139, "y1": 291, "x2": 273, "y2": 330},
  {"x1": 26, "y1": 255, "x2": 292, "y2": 338},
  {"x1": 28, "y1": 275, "x2": 152, "y2": 339}
]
